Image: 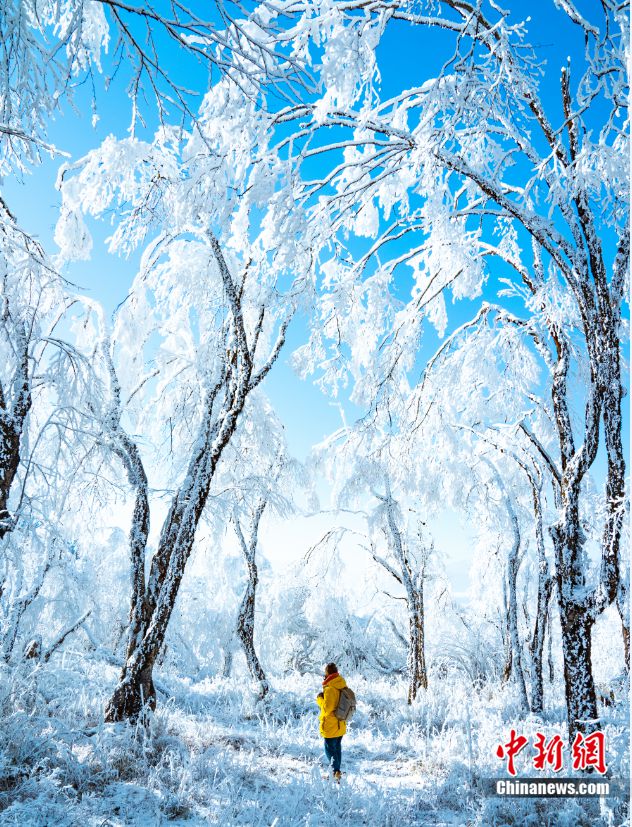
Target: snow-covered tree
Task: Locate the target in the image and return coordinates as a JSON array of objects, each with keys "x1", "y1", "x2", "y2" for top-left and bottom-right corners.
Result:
[
  {"x1": 270, "y1": 0, "x2": 628, "y2": 740},
  {"x1": 1, "y1": 0, "x2": 311, "y2": 174},
  {"x1": 0, "y1": 193, "x2": 95, "y2": 662},
  {"x1": 0, "y1": 0, "x2": 313, "y2": 693},
  {"x1": 317, "y1": 413, "x2": 437, "y2": 704},
  {"x1": 39, "y1": 0, "x2": 630, "y2": 739},
  {"x1": 211, "y1": 395, "x2": 303, "y2": 696},
  {"x1": 51, "y1": 26, "x2": 312, "y2": 720},
  {"x1": 61, "y1": 217, "x2": 293, "y2": 719}
]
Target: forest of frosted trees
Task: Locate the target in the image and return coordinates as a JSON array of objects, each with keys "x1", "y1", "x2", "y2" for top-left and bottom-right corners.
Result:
[{"x1": 0, "y1": 1, "x2": 629, "y2": 824}]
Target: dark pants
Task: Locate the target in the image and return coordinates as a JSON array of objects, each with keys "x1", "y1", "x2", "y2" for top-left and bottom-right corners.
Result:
[{"x1": 324, "y1": 736, "x2": 343, "y2": 773}]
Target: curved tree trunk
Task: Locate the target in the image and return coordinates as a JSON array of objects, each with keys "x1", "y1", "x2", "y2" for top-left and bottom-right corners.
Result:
[
  {"x1": 233, "y1": 500, "x2": 269, "y2": 698},
  {"x1": 104, "y1": 420, "x2": 241, "y2": 723},
  {"x1": 236, "y1": 565, "x2": 268, "y2": 696}
]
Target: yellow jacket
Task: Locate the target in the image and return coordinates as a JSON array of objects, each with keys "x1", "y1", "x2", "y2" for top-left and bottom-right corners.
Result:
[{"x1": 316, "y1": 674, "x2": 347, "y2": 738}]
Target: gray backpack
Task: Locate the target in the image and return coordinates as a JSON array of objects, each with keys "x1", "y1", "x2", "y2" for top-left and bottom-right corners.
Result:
[{"x1": 334, "y1": 686, "x2": 357, "y2": 722}]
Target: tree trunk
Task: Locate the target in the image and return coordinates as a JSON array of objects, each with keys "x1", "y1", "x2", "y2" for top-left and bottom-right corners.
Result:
[
  {"x1": 500, "y1": 577, "x2": 512, "y2": 684},
  {"x1": 547, "y1": 602, "x2": 555, "y2": 683},
  {"x1": 484, "y1": 459, "x2": 529, "y2": 712},
  {"x1": 105, "y1": 509, "x2": 210, "y2": 722},
  {"x1": 546, "y1": 337, "x2": 596, "y2": 741},
  {"x1": 557, "y1": 597, "x2": 597, "y2": 741},
  {"x1": 106, "y1": 664, "x2": 157, "y2": 722},
  {"x1": 621, "y1": 616, "x2": 630, "y2": 676},
  {"x1": 234, "y1": 501, "x2": 268, "y2": 698},
  {"x1": 380, "y1": 486, "x2": 429, "y2": 705},
  {"x1": 407, "y1": 586, "x2": 427, "y2": 703},
  {"x1": 529, "y1": 575, "x2": 552, "y2": 714},
  {"x1": 551, "y1": 516, "x2": 599, "y2": 742},
  {"x1": 222, "y1": 645, "x2": 234, "y2": 678},
  {"x1": 528, "y1": 476, "x2": 553, "y2": 714},
  {"x1": 1, "y1": 554, "x2": 51, "y2": 661},
  {"x1": 616, "y1": 580, "x2": 629, "y2": 675},
  {"x1": 236, "y1": 562, "x2": 268, "y2": 697},
  {"x1": 506, "y1": 551, "x2": 530, "y2": 713},
  {"x1": 0, "y1": 324, "x2": 31, "y2": 539},
  {"x1": 550, "y1": 475, "x2": 599, "y2": 742},
  {"x1": 543, "y1": 236, "x2": 627, "y2": 738}
]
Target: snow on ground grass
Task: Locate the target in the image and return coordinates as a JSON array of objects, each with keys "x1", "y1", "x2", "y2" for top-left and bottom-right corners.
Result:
[{"x1": 0, "y1": 659, "x2": 628, "y2": 826}]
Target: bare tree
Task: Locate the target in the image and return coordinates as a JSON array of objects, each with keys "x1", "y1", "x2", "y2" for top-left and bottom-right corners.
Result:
[
  {"x1": 481, "y1": 458, "x2": 529, "y2": 713},
  {"x1": 371, "y1": 484, "x2": 429, "y2": 704},
  {"x1": 232, "y1": 497, "x2": 269, "y2": 698},
  {"x1": 524, "y1": 465, "x2": 555, "y2": 714},
  {"x1": 466, "y1": 427, "x2": 556, "y2": 714}
]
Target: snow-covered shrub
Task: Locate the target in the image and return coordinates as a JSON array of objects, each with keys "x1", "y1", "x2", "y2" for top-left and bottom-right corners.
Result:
[{"x1": 0, "y1": 657, "x2": 627, "y2": 826}]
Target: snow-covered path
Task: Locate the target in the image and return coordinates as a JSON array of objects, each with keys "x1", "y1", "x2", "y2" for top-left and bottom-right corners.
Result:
[{"x1": 84, "y1": 674, "x2": 482, "y2": 827}]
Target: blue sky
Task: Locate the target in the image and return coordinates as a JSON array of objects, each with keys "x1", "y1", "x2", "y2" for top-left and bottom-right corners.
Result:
[{"x1": 3, "y1": 0, "x2": 628, "y2": 485}]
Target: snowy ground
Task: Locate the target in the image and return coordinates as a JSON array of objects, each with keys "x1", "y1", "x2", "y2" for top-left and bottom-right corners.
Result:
[{"x1": 0, "y1": 659, "x2": 628, "y2": 826}]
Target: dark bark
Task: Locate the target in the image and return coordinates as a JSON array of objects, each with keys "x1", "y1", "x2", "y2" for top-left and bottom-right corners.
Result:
[
  {"x1": 551, "y1": 508, "x2": 600, "y2": 741},
  {"x1": 407, "y1": 586, "x2": 427, "y2": 703},
  {"x1": 621, "y1": 621, "x2": 630, "y2": 676},
  {"x1": 0, "y1": 324, "x2": 32, "y2": 539},
  {"x1": 616, "y1": 581, "x2": 629, "y2": 675},
  {"x1": 234, "y1": 500, "x2": 269, "y2": 697},
  {"x1": 506, "y1": 549, "x2": 529, "y2": 712},
  {"x1": 221, "y1": 645, "x2": 234, "y2": 678},
  {"x1": 500, "y1": 578, "x2": 512, "y2": 684},
  {"x1": 106, "y1": 664, "x2": 157, "y2": 721},
  {"x1": 557, "y1": 595, "x2": 597, "y2": 741},
  {"x1": 501, "y1": 640, "x2": 512, "y2": 684},
  {"x1": 547, "y1": 603, "x2": 555, "y2": 684},
  {"x1": 529, "y1": 576, "x2": 553, "y2": 715}
]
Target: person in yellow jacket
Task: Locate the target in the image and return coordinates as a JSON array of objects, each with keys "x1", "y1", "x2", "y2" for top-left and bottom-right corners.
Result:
[{"x1": 316, "y1": 662, "x2": 347, "y2": 780}]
